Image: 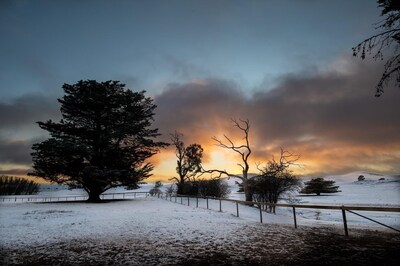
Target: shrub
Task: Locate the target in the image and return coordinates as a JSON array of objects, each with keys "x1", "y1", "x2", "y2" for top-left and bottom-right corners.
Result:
[
  {"x1": 250, "y1": 174, "x2": 300, "y2": 213},
  {"x1": 0, "y1": 175, "x2": 40, "y2": 195},
  {"x1": 300, "y1": 177, "x2": 340, "y2": 196},
  {"x1": 149, "y1": 181, "x2": 163, "y2": 196},
  {"x1": 196, "y1": 178, "x2": 231, "y2": 198}
]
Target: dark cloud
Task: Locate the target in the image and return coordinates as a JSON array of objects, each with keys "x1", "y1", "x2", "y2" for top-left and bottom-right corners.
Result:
[
  {"x1": 0, "y1": 138, "x2": 33, "y2": 165},
  {"x1": 0, "y1": 93, "x2": 59, "y2": 168},
  {"x1": 0, "y1": 168, "x2": 31, "y2": 176},
  {"x1": 249, "y1": 62, "x2": 400, "y2": 149},
  {"x1": 0, "y1": 93, "x2": 60, "y2": 130},
  {"x1": 154, "y1": 79, "x2": 246, "y2": 144},
  {"x1": 1, "y1": 61, "x2": 398, "y2": 176},
  {"x1": 153, "y1": 59, "x2": 400, "y2": 175}
]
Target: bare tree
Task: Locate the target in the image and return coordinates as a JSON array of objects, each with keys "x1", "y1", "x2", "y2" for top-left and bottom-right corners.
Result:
[
  {"x1": 254, "y1": 149, "x2": 301, "y2": 213},
  {"x1": 203, "y1": 118, "x2": 253, "y2": 202},
  {"x1": 352, "y1": 0, "x2": 399, "y2": 96},
  {"x1": 169, "y1": 132, "x2": 203, "y2": 195}
]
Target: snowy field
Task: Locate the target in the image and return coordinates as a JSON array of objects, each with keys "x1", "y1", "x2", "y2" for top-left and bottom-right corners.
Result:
[{"x1": 1, "y1": 172, "x2": 399, "y2": 265}]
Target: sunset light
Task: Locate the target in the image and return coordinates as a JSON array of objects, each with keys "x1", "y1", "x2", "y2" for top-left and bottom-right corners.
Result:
[{"x1": 1, "y1": 1, "x2": 400, "y2": 264}]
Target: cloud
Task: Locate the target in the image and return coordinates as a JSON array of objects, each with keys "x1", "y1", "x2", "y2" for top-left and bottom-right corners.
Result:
[
  {"x1": 0, "y1": 93, "x2": 59, "y2": 169},
  {"x1": 154, "y1": 79, "x2": 246, "y2": 144},
  {"x1": 248, "y1": 60, "x2": 400, "y2": 150},
  {"x1": 0, "y1": 138, "x2": 34, "y2": 165},
  {"x1": 0, "y1": 93, "x2": 60, "y2": 131},
  {"x1": 1, "y1": 58, "x2": 398, "y2": 178},
  {"x1": 153, "y1": 58, "x2": 400, "y2": 176},
  {"x1": 0, "y1": 167, "x2": 31, "y2": 176}
]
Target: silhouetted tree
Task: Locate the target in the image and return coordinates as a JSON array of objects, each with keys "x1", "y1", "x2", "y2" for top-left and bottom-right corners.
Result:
[
  {"x1": 166, "y1": 184, "x2": 176, "y2": 194},
  {"x1": 301, "y1": 178, "x2": 341, "y2": 196},
  {"x1": 203, "y1": 118, "x2": 254, "y2": 202},
  {"x1": 29, "y1": 80, "x2": 167, "y2": 202},
  {"x1": 149, "y1": 181, "x2": 163, "y2": 196},
  {"x1": 253, "y1": 149, "x2": 301, "y2": 213},
  {"x1": 170, "y1": 132, "x2": 203, "y2": 194},
  {"x1": 353, "y1": 0, "x2": 399, "y2": 96},
  {"x1": 196, "y1": 178, "x2": 231, "y2": 198}
]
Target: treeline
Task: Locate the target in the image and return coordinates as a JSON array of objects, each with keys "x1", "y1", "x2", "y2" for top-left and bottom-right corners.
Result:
[
  {"x1": 0, "y1": 175, "x2": 40, "y2": 195},
  {"x1": 151, "y1": 179, "x2": 230, "y2": 198},
  {"x1": 179, "y1": 178, "x2": 230, "y2": 198}
]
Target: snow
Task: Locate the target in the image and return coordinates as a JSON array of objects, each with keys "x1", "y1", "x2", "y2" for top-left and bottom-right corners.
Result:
[
  {"x1": 225, "y1": 171, "x2": 400, "y2": 228},
  {"x1": 0, "y1": 172, "x2": 399, "y2": 264}
]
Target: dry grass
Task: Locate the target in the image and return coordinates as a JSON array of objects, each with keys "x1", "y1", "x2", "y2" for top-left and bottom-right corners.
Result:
[{"x1": 1, "y1": 224, "x2": 399, "y2": 265}]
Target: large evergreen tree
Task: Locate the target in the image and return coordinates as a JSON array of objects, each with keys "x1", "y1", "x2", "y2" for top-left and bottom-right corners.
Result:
[
  {"x1": 29, "y1": 80, "x2": 167, "y2": 202},
  {"x1": 300, "y1": 178, "x2": 341, "y2": 196}
]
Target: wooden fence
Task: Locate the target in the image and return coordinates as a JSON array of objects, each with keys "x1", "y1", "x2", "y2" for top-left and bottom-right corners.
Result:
[
  {"x1": 157, "y1": 193, "x2": 400, "y2": 236},
  {"x1": 0, "y1": 191, "x2": 149, "y2": 203}
]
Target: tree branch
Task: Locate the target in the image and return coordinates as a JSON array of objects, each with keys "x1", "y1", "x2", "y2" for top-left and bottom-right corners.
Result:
[{"x1": 200, "y1": 167, "x2": 243, "y2": 180}]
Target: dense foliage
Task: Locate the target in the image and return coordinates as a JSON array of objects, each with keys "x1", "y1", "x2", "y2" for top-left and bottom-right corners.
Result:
[
  {"x1": 176, "y1": 178, "x2": 230, "y2": 198},
  {"x1": 29, "y1": 80, "x2": 167, "y2": 202},
  {"x1": 195, "y1": 179, "x2": 231, "y2": 198}
]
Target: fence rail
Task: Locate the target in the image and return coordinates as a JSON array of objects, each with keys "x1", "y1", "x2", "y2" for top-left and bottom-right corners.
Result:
[
  {"x1": 157, "y1": 193, "x2": 400, "y2": 236},
  {"x1": 0, "y1": 191, "x2": 149, "y2": 203}
]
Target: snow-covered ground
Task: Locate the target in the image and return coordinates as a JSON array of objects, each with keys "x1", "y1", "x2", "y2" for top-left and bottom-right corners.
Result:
[
  {"x1": 221, "y1": 171, "x2": 399, "y2": 228},
  {"x1": 1, "y1": 171, "x2": 399, "y2": 230},
  {"x1": 0, "y1": 172, "x2": 399, "y2": 265}
]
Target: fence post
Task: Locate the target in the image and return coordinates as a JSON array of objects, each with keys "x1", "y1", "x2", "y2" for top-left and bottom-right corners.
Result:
[
  {"x1": 219, "y1": 199, "x2": 222, "y2": 212},
  {"x1": 206, "y1": 198, "x2": 209, "y2": 209},
  {"x1": 292, "y1": 206, "x2": 297, "y2": 229},
  {"x1": 196, "y1": 197, "x2": 199, "y2": 208},
  {"x1": 187, "y1": 196, "x2": 190, "y2": 206},
  {"x1": 236, "y1": 202, "x2": 239, "y2": 217},
  {"x1": 342, "y1": 207, "x2": 349, "y2": 237},
  {"x1": 259, "y1": 204, "x2": 263, "y2": 223}
]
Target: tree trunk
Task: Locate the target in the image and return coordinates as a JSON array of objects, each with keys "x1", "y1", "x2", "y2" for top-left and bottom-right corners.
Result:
[
  {"x1": 242, "y1": 179, "x2": 253, "y2": 205},
  {"x1": 177, "y1": 179, "x2": 185, "y2": 195},
  {"x1": 244, "y1": 189, "x2": 253, "y2": 202},
  {"x1": 87, "y1": 190, "x2": 102, "y2": 203}
]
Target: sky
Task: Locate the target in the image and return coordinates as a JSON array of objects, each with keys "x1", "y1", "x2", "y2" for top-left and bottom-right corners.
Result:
[{"x1": 0, "y1": 0, "x2": 399, "y2": 182}]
